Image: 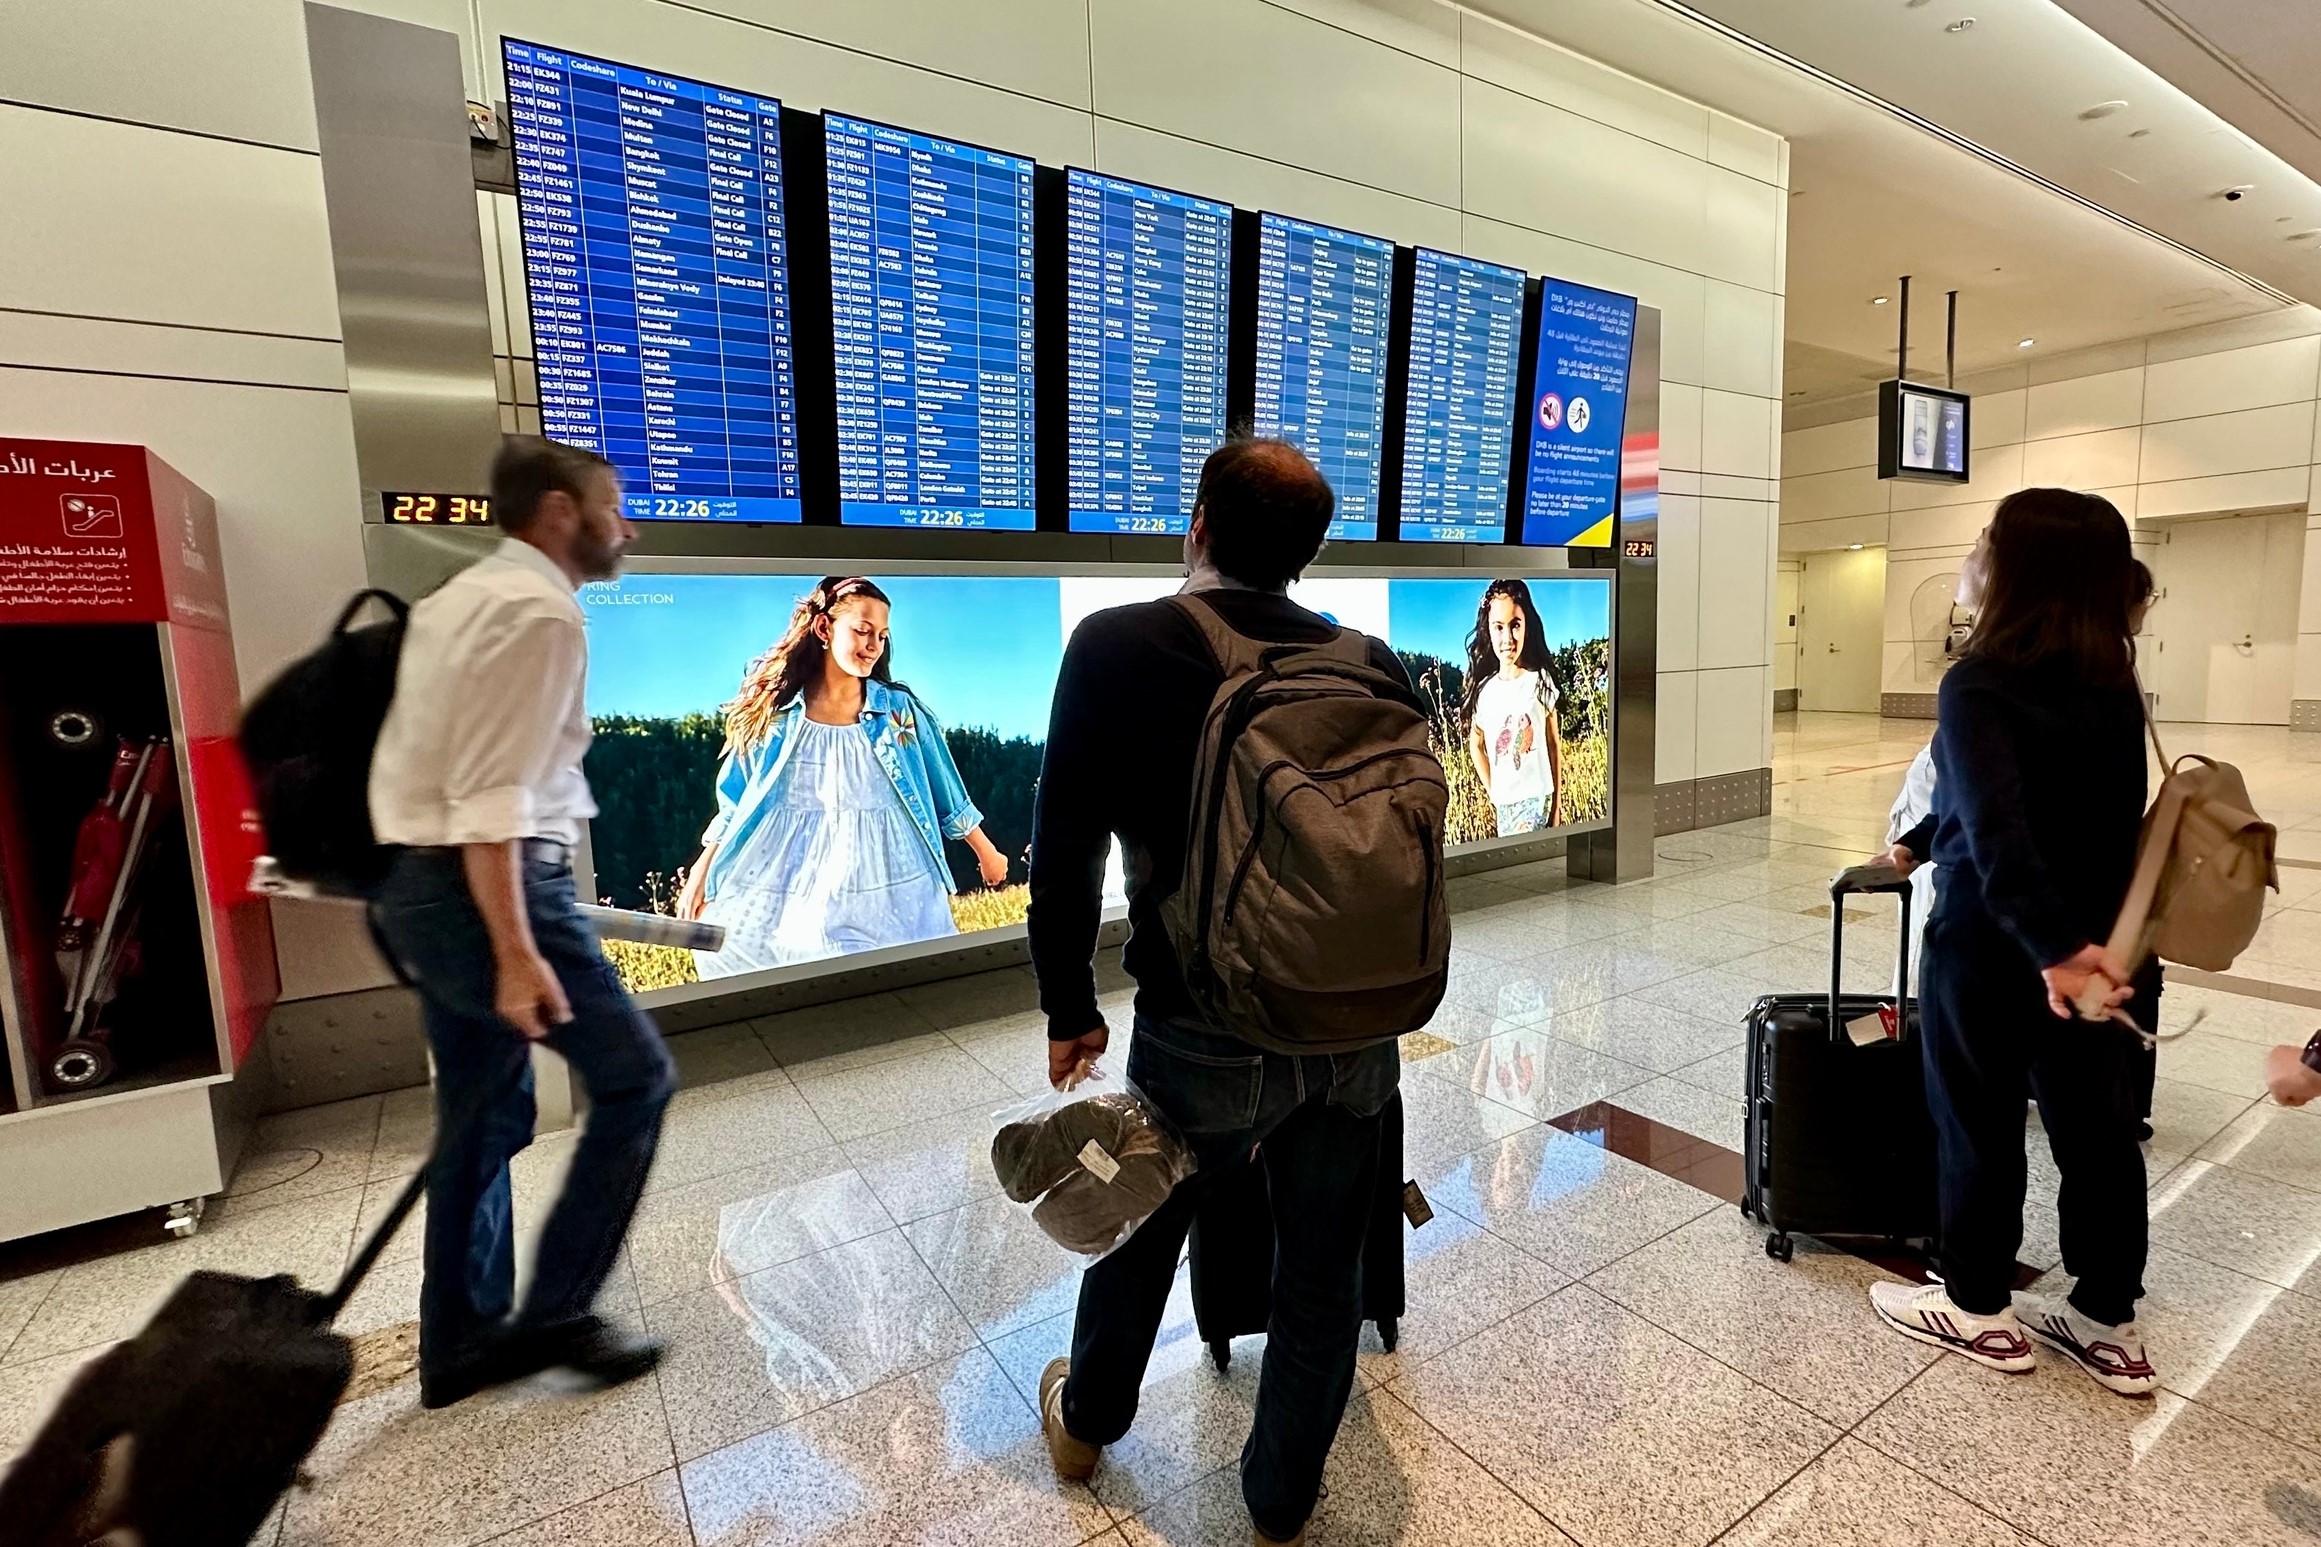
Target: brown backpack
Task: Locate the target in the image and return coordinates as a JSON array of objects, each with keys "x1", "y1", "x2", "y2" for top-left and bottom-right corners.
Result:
[
  {"x1": 1164, "y1": 594, "x2": 1451, "y2": 1055},
  {"x1": 2102, "y1": 714, "x2": 2278, "y2": 974}
]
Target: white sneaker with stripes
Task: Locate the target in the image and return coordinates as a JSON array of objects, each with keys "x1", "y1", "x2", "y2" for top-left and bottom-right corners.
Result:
[
  {"x1": 2014, "y1": 1290, "x2": 2158, "y2": 1397},
  {"x1": 1869, "y1": 1280, "x2": 2036, "y2": 1373}
]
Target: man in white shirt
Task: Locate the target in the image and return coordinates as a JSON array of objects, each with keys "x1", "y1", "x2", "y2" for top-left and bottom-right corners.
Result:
[{"x1": 367, "y1": 437, "x2": 674, "y2": 1410}]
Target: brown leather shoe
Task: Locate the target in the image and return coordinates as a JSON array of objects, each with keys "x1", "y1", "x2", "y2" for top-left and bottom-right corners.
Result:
[{"x1": 1039, "y1": 1357, "x2": 1100, "y2": 1480}]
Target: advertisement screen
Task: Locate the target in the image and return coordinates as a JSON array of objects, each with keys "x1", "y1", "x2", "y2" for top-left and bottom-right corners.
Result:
[
  {"x1": 1064, "y1": 171, "x2": 1233, "y2": 535},
  {"x1": 1252, "y1": 213, "x2": 1396, "y2": 541},
  {"x1": 503, "y1": 41, "x2": 803, "y2": 524},
  {"x1": 1520, "y1": 279, "x2": 1637, "y2": 548},
  {"x1": 581, "y1": 570, "x2": 1613, "y2": 992},
  {"x1": 825, "y1": 116, "x2": 1038, "y2": 530},
  {"x1": 1898, "y1": 386, "x2": 1967, "y2": 476}
]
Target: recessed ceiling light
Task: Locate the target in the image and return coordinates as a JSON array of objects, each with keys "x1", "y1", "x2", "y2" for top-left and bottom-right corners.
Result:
[
  {"x1": 2287, "y1": 229, "x2": 2321, "y2": 243},
  {"x1": 1872, "y1": 295, "x2": 1890, "y2": 305},
  {"x1": 2018, "y1": 338, "x2": 2036, "y2": 348},
  {"x1": 2220, "y1": 184, "x2": 2256, "y2": 201},
  {"x1": 1848, "y1": 543, "x2": 1866, "y2": 550},
  {"x1": 1946, "y1": 17, "x2": 1976, "y2": 32},
  {"x1": 2079, "y1": 101, "x2": 2129, "y2": 120},
  {"x1": 1904, "y1": 0, "x2": 1932, "y2": 8},
  {"x1": 2128, "y1": 128, "x2": 2151, "y2": 139}
]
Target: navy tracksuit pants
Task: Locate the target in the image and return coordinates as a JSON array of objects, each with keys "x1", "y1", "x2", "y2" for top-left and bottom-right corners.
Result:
[{"x1": 1919, "y1": 901, "x2": 2157, "y2": 1328}]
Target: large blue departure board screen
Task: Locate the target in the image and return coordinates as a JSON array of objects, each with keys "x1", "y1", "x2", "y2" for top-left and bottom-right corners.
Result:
[
  {"x1": 825, "y1": 115, "x2": 1037, "y2": 530},
  {"x1": 1520, "y1": 278, "x2": 1637, "y2": 548},
  {"x1": 1064, "y1": 171, "x2": 1233, "y2": 535},
  {"x1": 1397, "y1": 249, "x2": 1526, "y2": 543},
  {"x1": 503, "y1": 41, "x2": 802, "y2": 523},
  {"x1": 1252, "y1": 213, "x2": 1396, "y2": 541}
]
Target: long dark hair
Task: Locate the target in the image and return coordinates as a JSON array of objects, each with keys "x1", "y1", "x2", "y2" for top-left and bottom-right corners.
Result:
[
  {"x1": 1461, "y1": 578, "x2": 1554, "y2": 727},
  {"x1": 1963, "y1": 488, "x2": 2135, "y2": 686},
  {"x1": 722, "y1": 577, "x2": 899, "y2": 751}
]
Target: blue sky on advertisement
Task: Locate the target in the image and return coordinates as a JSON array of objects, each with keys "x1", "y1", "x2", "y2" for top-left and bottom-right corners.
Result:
[{"x1": 582, "y1": 572, "x2": 1612, "y2": 742}]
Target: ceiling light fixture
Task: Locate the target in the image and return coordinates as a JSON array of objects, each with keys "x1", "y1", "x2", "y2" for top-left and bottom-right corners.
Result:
[
  {"x1": 2018, "y1": 338, "x2": 2036, "y2": 348},
  {"x1": 1946, "y1": 17, "x2": 1976, "y2": 32},
  {"x1": 1848, "y1": 544, "x2": 1866, "y2": 550},
  {"x1": 1872, "y1": 295, "x2": 1890, "y2": 305},
  {"x1": 2287, "y1": 229, "x2": 2321, "y2": 243},
  {"x1": 2079, "y1": 101, "x2": 2128, "y2": 120},
  {"x1": 1904, "y1": 0, "x2": 1932, "y2": 8},
  {"x1": 2220, "y1": 184, "x2": 2255, "y2": 201},
  {"x1": 2128, "y1": 128, "x2": 2151, "y2": 139}
]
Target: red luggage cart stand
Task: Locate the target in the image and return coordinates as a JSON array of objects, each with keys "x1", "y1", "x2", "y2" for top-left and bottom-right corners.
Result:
[{"x1": 0, "y1": 438, "x2": 280, "y2": 1242}]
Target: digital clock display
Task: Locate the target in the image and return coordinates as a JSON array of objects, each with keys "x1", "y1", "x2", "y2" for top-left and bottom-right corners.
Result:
[{"x1": 385, "y1": 493, "x2": 494, "y2": 526}]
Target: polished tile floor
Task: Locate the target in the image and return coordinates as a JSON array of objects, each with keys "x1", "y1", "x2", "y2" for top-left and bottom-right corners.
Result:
[{"x1": 5, "y1": 712, "x2": 2321, "y2": 1546}]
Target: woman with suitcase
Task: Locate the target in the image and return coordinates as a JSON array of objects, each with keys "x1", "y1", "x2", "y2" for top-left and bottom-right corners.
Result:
[{"x1": 1869, "y1": 488, "x2": 2161, "y2": 1398}]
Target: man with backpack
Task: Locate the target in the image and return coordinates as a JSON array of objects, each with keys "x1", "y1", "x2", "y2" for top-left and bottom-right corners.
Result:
[
  {"x1": 365, "y1": 437, "x2": 675, "y2": 1409},
  {"x1": 1026, "y1": 436, "x2": 1448, "y2": 1547}
]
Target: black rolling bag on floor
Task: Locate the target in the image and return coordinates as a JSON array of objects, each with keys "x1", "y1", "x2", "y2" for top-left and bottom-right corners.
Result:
[
  {"x1": 1187, "y1": 1090, "x2": 1409, "y2": 1368},
  {"x1": 1741, "y1": 865, "x2": 1939, "y2": 1263},
  {"x1": 0, "y1": 1091, "x2": 462, "y2": 1546}
]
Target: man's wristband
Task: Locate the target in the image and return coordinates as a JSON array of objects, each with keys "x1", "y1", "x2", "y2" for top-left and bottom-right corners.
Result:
[{"x1": 2300, "y1": 1029, "x2": 2321, "y2": 1077}]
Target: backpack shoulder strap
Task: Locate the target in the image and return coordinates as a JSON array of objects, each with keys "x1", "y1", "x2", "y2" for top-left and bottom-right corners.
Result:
[
  {"x1": 2104, "y1": 768, "x2": 2191, "y2": 967},
  {"x1": 1168, "y1": 592, "x2": 1267, "y2": 679}
]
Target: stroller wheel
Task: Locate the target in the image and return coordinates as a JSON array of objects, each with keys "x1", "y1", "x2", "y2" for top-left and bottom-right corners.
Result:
[{"x1": 51, "y1": 1039, "x2": 114, "y2": 1091}]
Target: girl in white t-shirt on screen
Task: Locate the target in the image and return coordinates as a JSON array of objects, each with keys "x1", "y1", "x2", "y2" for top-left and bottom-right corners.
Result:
[{"x1": 1461, "y1": 578, "x2": 1565, "y2": 835}]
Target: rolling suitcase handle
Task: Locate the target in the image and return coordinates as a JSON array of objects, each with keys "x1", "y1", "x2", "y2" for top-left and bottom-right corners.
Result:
[
  {"x1": 315, "y1": 1062, "x2": 523, "y2": 1325},
  {"x1": 1825, "y1": 863, "x2": 1914, "y2": 1044}
]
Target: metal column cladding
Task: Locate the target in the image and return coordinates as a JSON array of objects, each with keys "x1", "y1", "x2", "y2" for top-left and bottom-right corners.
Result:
[
  {"x1": 1567, "y1": 304, "x2": 1658, "y2": 883},
  {"x1": 305, "y1": 4, "x2": 504, "y2": 514}
]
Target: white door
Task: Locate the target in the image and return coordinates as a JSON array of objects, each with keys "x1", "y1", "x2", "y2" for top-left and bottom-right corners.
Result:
[
  {"x1": 1773, "y1": 565, "x2": 1801, "y2": 704},
  {"x1": 1798, "y1": 547, "x2": 1886, "y2": 713},
  {"x1": 2147, "y1": 513, "x2": 2304, "y2": 725}
]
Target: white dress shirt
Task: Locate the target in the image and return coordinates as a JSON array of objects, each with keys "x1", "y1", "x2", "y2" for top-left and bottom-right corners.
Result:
[{"x1": 369, "y1": 538, "x2": 596, "y2": 847}]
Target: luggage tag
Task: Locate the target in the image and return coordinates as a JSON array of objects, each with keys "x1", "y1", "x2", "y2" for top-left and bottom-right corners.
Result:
[
  {"x1": 1845, "y1": 1003, "x2": 1902, "y2": 1048},
  {"x1": 1401, "y1": 1180, "x2": 1435, "y2": 1229},
  {"x1": 1078, "y1": 1140, "x2": 1121, "y2": 1184}
]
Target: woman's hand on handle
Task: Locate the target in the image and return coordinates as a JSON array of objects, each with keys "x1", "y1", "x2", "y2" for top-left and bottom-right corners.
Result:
[{"x1": 2040, "y1": 943, "x2": 2131, "y2": 1021}]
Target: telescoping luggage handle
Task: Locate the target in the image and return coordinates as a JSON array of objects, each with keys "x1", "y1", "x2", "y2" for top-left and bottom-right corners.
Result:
[{"x1": 1826, "y1": 863, "x2": 1913, "y2": 1045}]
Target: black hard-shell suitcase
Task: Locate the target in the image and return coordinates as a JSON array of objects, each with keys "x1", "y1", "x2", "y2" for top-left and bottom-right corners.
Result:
[
  {"x1": 1187, "y1": 1090, "x2": 1408, "y2": 1368},
  {"x1": 0, "y1": 1086, "x2": 466, "y2": 1546},
  {"x1": 1740, "y1": 865, "x2": 1939, "y2": 1264}
]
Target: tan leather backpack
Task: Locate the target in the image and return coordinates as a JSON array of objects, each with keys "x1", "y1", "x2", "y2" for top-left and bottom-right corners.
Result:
[{"x1": 2102, "y1": 713, "x2": 2279, "y2": 973}]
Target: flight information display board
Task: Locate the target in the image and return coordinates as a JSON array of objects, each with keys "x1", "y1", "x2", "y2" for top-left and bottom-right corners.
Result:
[
  {"x1": 1064, "y1": 171, "x2": 1233, "y2": 535},
  {"x1": 503, "y1": 40, "x2": 802, "y2": 523},
  {"x1": 1251, "y1": 213, "x2": 1396, "y2": 541},
  {"x1": 1520, "y1": 277, "x2": 1637, "y2": 548},
  {"x1": 826, "y1": 115, "x2": 1038, "y2": 530},
  {"x1": 1396, "y1": 249, "x2": 1526, "y2": 543}
]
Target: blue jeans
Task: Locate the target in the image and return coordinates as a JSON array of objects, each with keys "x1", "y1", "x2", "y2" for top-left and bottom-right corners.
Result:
[
  {"x1": 369, "y1": 849, "x2": 675, "y2": 1375},
  {"x1": 1062, "y1": 1016, "x2": 1398, "y2": 1541}
]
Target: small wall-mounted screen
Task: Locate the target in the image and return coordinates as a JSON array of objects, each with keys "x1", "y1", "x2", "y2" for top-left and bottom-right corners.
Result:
[
  {"x1": 502, "y1": 40, "x2": 803, "y2": 523},
  {"x1": 1520, "y1": 278, "x2": 1637, "y2": 548},
  {"x1": 825, "y1": 115, "x2": 1038, "y2": 531},
  {"x1": 1397, "y1": 249, "x2": 1527, "y2": 544},
  {"x1": 1252, "y1": 213, "x2": 1397, "y2": 541},
  {"x1": 1063, "y1": 170, "x2": 1234, "y2": 536}
]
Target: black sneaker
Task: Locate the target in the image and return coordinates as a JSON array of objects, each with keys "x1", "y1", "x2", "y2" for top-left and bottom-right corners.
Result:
[
  {"x1": 514, "y1": 1314, "x2": 665, "y2": 1391},
  {"x1": 419, "y1": 1338, "x2": 516, "y2": 1410}
]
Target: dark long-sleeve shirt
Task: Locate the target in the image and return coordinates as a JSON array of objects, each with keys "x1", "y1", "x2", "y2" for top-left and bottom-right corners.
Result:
[
  {"x1": 1919, "y1": 654, "x2": 2147, "y2": 969},
  {"x1": 1026, "y1": 590, "x2": 1410, "y2": 1041}
]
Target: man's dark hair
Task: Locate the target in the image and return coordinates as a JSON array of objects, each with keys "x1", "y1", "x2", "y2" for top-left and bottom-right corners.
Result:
[
  {"x1": 1193, "y1": 436, "x2": 1335, "y2": 590},
  {"x1": 491, "y1": 436, "x2": 615, "y2": 534}
]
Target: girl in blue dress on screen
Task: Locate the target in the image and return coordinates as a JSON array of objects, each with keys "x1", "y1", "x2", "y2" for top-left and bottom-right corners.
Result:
[{"x1": 676, "y1": 577, "x2": 1009, "y2": 978}]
